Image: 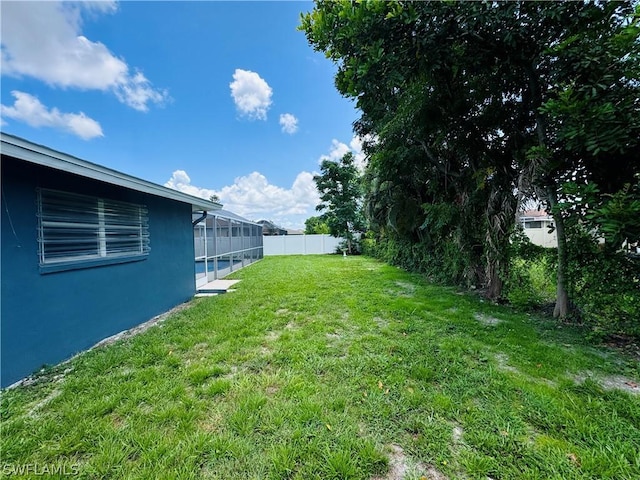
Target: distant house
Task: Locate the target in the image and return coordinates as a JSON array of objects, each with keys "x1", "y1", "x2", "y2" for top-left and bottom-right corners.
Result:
[
  {"x1": 257, "y1": 219, "x2": 287, "y2": 236},
  {"x1": 1, "y1": 133, "x2": 262, "y2": 386},
  {"x1": 519, "y1": 209, "x2": 557, "y2": 248}
]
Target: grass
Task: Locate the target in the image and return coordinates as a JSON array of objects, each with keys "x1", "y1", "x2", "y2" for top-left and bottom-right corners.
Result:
[{"x1": 1, "y1": 255, "x2": 639, "y2": 479}]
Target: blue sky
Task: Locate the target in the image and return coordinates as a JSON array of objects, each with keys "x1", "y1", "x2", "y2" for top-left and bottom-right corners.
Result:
[{"x1": 1, "y1": 1, "x2": 364, "y2": 229}]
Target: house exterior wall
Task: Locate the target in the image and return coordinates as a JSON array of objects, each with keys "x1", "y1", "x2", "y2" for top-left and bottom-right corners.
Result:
[
  {"x1": 523, "y1": 221, "x2": 558, "y2": 248},
  {"x1": 1, "y1": 156, "x2": 196, "y2": 387}
]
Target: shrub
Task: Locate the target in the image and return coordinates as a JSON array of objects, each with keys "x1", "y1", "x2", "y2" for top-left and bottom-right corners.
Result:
[
  {"x1": 506, "y1": 232, "x2": 556, "y2": 309},
  {"x1": 566, "y1": 226, "x2": 640, "y2": 339}
]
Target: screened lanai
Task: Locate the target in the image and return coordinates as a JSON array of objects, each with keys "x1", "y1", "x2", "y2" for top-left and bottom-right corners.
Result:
[{"x1": 194, "y1": 210, "x2": 263, "y2": 287}]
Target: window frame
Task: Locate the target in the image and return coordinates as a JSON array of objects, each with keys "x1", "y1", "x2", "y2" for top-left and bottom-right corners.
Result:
[
  {"x1": 524, "y1": 220, "x2": 543, "y2": 229},
  {"x1": 37, "y1": 188, "x2": 150, "y2": 273}
]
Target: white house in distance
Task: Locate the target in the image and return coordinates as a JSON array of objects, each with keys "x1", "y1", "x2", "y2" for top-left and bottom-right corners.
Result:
[{"x1": 519, "y1": 209, "x2": 557, "y2": 248}]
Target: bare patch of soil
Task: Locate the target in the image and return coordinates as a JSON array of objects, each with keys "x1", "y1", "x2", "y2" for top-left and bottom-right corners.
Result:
[
  {"x1": 265, "y1": 330, "x2": 281, "y2": 342},
  {"x1": 573, "y1": 371, "x2": 639, "y2": 395},
  {"x1": 452, "y1": 425, "x2": 464, "y2": 444},
  {"x1": 27, "y1": 389, "x2": 62, "y2": 417},
  {"x1": 394, "y1": 281, "x2": 417, "y2": 297},
  {"x1": 373, "y1": 444, "x2": 448, "y2": 480},
  {"x1": 495, "y1": 353, "x2": 519, "y2": 374},
  {"x1": 94, "y1": 302, "x2": 191, "y2": 349},
  {"x1": 373, "y1": 316, "x2": 390, "y2": 328},
  {"x1": 197, "y1": 410, "x2": 224, "y2": 433},
  {"x1": 474, "y1": 313, "x2": 503, "y2": 326},
  {"x1": 259, "y1": 345, "x2": 272, "y2": 356}
]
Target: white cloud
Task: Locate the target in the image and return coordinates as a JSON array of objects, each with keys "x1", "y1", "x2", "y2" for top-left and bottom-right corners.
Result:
[
  {"x1": 320, "y1": 139, "x2": 351, "y2": 163},
  {"x1": 113, "y1": 71, "x2": 169, "y2": 112},
  {"x1": 319, "y1": 135, "x2": 369, "y2": 171},
  {"x1": 1, "y1": 91, "x2": 103, "y2": 140},
  {"x1": 0, "y1": 1, "x2": 168, "y2": 112},
  {"x1": 164, "y1": 169, "x2": 320, "y2": 229},
  {"x1": 229, "y1": 69, "x2": 272, "y2": 120},
  {"x1": 279, "y1": 113, "x2": 298, "y2": 134},
  {"x1": 164, "y1": 170, "x2": 217, "y2": 200}
]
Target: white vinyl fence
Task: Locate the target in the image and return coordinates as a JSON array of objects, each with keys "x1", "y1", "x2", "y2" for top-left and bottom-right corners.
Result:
[{"x1": 263, "y1": 234, "x2": 344, "y2": 256}]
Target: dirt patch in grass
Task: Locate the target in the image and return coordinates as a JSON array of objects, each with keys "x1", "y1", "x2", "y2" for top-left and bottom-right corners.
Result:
[
  {"x1": 373, "y1": 316, "x2": 390, "y2": 329},
  {"x1": 373, "y1": 444, "x2": 448, "y2": 480},
  {"x1": 265, "y1": 385, "x2": 279, "y2": 396},
  {"x1": 197, "y1": 410, "x2": 224, "y2": 433},
  {"x1": 474, "y1": 313, "x2": 503, "y2": 326},
  {"x1": 259, "y1": 345, "x2": 272, "y2": 356},
  {"x1": 573, "y1": 371, "x2": 640, "y2": 395},
  {"x1": 28, "y1": 389, "x2": 62, "y2": 417},
  {"x1": 110, "y1": 413, "x2": 127, "y2": 430},
  {"x1": 495, "y1": 353, "x2": 519, "y2": 374},
  {"x1": 452, "y1": 425, "x2": 464, "y2": 444},
  {"x1": 192, "y1": 342, "x2": 210, "y2": 351},
  {"x1": 265, "y1": 330, "x2": 281, "y2": 342},
  {"x1": 389, "y1": 281, "x2": 417, "y2": 298},
  {"x1": 94, "y1": 302, "x2": 191, "y2": 349},
  {"x1": 222, "y1": 365, "x2": 242, "y2": 380}
]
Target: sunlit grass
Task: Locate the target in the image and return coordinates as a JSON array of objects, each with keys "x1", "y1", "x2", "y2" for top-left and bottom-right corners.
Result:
[{"x1": 1, "y1": 255, "x2": 639, "y2": 479}]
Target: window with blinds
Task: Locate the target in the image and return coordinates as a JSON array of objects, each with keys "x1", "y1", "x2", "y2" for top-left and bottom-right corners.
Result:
[{"x1": 37, "y1": 188, "x2": 150, "y2": 266}]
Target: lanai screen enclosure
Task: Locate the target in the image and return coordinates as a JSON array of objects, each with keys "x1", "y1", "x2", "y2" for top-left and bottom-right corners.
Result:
[{"x1": 193, "y1": 211, "x2": 263, "y2": 287}]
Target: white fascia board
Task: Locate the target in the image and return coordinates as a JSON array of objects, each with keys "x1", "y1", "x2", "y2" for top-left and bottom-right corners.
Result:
[{"x1": 1, "y1": 133, "x2": 222, "y2": 212}]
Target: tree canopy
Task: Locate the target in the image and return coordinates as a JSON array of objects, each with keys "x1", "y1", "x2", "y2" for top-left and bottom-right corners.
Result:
[
  {"x1": 301, "y1": 1, "x2": 640, "y2": 316},
  {"x1": 314, "y1": 151, "x2": 366, "y2": 253},
  {"x1": 304, "y1": 216, "x2": 330, "y2": 235}
]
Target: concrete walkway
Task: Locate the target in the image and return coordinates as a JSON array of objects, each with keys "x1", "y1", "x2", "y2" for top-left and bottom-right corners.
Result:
[{"x1": 196, "y1": 279, "x2": 241, "y2": 296}]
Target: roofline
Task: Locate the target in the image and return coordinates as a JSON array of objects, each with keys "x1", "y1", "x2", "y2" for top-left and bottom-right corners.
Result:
[
  {"x1": 192, "y1": 209, "x2": 261, "y2": 226},
  {"x1": 1, "y1": 132, "x2": 222, "y2": 212}
]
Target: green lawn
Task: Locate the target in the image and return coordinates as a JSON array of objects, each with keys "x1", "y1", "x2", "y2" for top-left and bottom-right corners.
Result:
[{"x1": 2, "y1": 255, "x2": 639, "y2": 479}]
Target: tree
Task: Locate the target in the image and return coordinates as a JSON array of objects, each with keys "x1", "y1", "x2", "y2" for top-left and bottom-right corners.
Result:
[
  {"x1": 302, "y1": 1, "x2": 534, "y2": 296},
  {"x1": 209, "y1": 194, "x2": 220, "y2": 203},
  {"x1": 304, "y1": 216, "x2": 330, "y2": 235},
  {"x1": 314, "y1": 152, "x2": 366, "y2": 254},
  {"x1": 302, "y1": 1, "x2": 640, "y2": 314},
  {"x1": 524, "y1": 1, "x2": 640, "y2": 316}
]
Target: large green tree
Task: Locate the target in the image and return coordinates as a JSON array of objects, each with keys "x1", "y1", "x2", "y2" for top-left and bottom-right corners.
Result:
[
  {"x1": 304, "y1": 216, "x2": 330, "y2": 235},
  {"x1": 314, "y1": 152, "x2": 366, "y2": 254},
  {"x1": 522, "y1": 1, "x2": 640, "y2": 316},
  {"x1": 301, "y1": 1, "x2": 640, "y2": 314}
]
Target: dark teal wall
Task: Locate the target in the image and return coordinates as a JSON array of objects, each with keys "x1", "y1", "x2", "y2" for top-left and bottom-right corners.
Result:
[{"x1": 1, "y1": 156, "x2": 196, "y2": 387}]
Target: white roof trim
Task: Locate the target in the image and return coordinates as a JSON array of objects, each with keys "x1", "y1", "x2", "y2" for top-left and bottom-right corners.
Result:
[{"x1": 1, "y1": 133, "x2": 222, "y2": 212}]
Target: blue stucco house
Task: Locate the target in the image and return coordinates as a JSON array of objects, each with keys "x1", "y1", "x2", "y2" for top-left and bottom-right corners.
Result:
[{"x1": 1, "y1": 133, "x2": 260, "y2": 387}]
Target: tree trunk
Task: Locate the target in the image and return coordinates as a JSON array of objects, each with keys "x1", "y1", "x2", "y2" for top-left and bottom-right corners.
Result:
[
  {"x1": 529, "y1": 65, "x2": 570, "y2": 318},
  {"x1": 547, "y1": 185, "x2": 569, "y2": 318},
  {"x1": 486, "y1": 260, "x2": 503, "y2": 300},
  {"x1": 485, "y1": 187, "x2": 515, "y2": 301}
]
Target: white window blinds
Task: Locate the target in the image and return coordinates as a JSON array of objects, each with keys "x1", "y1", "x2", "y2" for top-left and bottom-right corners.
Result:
[{"x1": 37, "y1": 188, "x2": 150, "y2": 265}]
